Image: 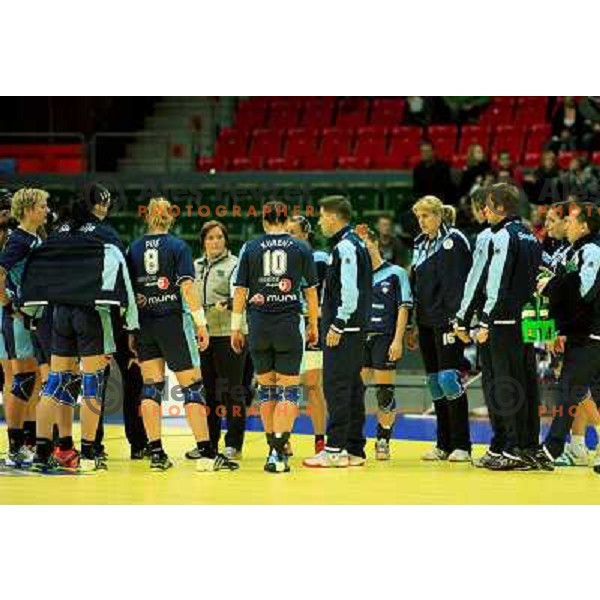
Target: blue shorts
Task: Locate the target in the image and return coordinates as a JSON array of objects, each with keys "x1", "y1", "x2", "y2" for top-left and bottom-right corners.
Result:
[
  {"x1": 136, "y1": 312, "x2": 199, "y2": 373},
  {"x1": 2, "y1": 308, "x2": 35, "y2": 360},
  {"x1": 247, "y1": 310, "x2": 304, "y2": 376},
  {"x1": 52, "y1": 305, "x2": 116, "y2": 358},
  {"x1": 363, "y1": 332, "x2": 396, "y2": 371}
]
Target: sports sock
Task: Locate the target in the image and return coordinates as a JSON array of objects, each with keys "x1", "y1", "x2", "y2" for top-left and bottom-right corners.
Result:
[
  {"x1": 81, "y1": 439, "x2": 96, "y2": 459},
  {"x1": 377, "y1": 423, "x2": 391, "y2": 441},
  {"x1": 8, "y1": 428, "x2": 24, "y2": 453},
  {"x1": 196, "y1": 440, "x2": 216, "y2": 459},
  {"x1": 58, "y1": 436, "x2": 74, "y2": 451},
  {"x1": 271, "y1": 432, "x2": 290, "y2": 455},
  {"x1": 35, "y1": 438, "x2": 53, "y2": 461},
  {"x1": 23, "y1": 421, "x2": 36, "y2": 447}
]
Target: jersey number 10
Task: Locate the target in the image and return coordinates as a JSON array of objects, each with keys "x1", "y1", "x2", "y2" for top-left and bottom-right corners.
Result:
[{"x1": 262, "y1": 249, "x2": 287, "y2": 277}]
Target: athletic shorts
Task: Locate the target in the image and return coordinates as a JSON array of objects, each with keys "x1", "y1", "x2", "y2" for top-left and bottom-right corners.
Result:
[
  {"x1": 363, "y1": 332, "x2": 396, "y2": 371},
  {"x1": 32, "y1": 307, "x2": 53, "y2": 366},
  {"x1": 52, "y1": 304, "x2": 116, "y2": 358},
  {"x1": 136, "y1": 312, "x2": 200, "y2": 373},
  {"x1": 247, "y1": 310, "x2": 304, "y2": 376},
  {"x1": 2, "y1": 308, "x2": 35, "y2": 360}
]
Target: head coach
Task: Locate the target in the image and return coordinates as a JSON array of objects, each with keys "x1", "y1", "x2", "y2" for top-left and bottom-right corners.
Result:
[{"x1": 303, "y1": 196, "x2": 372, "y2": 468}]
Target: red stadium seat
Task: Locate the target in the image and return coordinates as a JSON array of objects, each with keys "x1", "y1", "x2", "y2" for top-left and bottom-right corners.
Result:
[
  {"x1": 337, "y1": 155, "x2": 371, "y2": 169},
  {"x1": 235, "y1": 107, "x2": 267, "y2": 130},
  {"x1": 433, "y1": 138, "x2": 455, "y2": 162},
  {"x1": 335, "y1": 98, "x2": 369, "y2": 129},
  {"x1": 55, "y1": 157, "x2": 85, "y2": 173},
  {"x1": 592, "y1": 151, "x2": 600, "y2": 166},
  {"x1": 17, "y1": 158, "x2": 47, "y2": 173},
  {"x1": 300, "y1": 104, "x2": 335, "y2": 127},
  {"x1": 355, "y1": 132, "x2": 387, "y2": 159},
  {"x1": 248, "y1": 129, "x2": 283, "y2": 159},
  {"x1": 215, "y1": 129, "x2": 249, "y2": 159},
  {"x1": 370, "y1": 98, "x2": 405, "y2": 127},
  {"x1": 491, "y1": 125, "x2": 524, "y2": 159},
  {"x1": 479, "y1": 104, "x2": 514, "y2": 126},
  {"x1": 389, "y1": 126, "x2": 423, "y2": 145},
  {"x1": 407, "y1": 154, "x2": 423, "y2": 169},
  {"x1": 452, "y1": 154, "x2": 468, "y2": 169},
  {"x1": 265, "y1": 157, "x2": 300, "y2": 171},
  {"x1": 230, "y1": 156, "x2": 263, "y2": 170},
  {"x1": 320, "y1": 128, "x2": 354, "y2": 158},
  {"x1": 371, "y1": 154, "x2": 404, "y2": 170},
  {"x1": 284, "y1": 129, "x2": 319, "y2": 160},
  {"x1": 388, "y1": 136, "x2": 420, "y2": 164},
  {"x1": 522, "y1": 152, "x2": 541, "y2": 168},
  {"x1": 266, "y1": 107, "x2": 300, "y2": 129},
  {"x1": 427, "y1": 125, "x2": 458, "y2": 141},
  {"x1": 302, "y1": 154, "x2": 337, "y2": 170}
]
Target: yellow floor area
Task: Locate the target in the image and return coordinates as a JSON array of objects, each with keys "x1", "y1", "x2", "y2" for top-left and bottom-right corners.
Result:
[{"x1": 2, "y1": 425, "x2": 600, "y2": 504}]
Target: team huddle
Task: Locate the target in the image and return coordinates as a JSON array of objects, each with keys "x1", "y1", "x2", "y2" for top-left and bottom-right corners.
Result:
[{"x1": 1, "y1": 183, "x2": 600, "y2": 475}]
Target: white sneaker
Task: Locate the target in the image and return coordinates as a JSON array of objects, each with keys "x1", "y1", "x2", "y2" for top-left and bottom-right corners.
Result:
[
  {"x1": 303, "y1": 449, "x2": 349, "y2": 468},
  {"x1": 555, "y1": 443, "x2": 589, "y2": 467},
  {"x1": 448, "y1": 449, "x2": 472, "y2": 463},
  {"x1": 5, "y1": 446, "x2": 35, "y2": 468},
  {"x1": 422, "y1": 446, "x2": 449, "y2": 461},
  {"x1": 375, "y1": 439, "x2": 391, "y2": 461},
  {"x1": 197, "y1": 453, "x2": 240, "y2": 472},
  {"x1": 348, "y1": 453, "x2": 367, "y2": 467}
]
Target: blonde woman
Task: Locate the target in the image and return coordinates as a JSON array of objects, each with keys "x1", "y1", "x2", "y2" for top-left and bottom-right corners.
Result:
[
  {"x1": 128, "y1": 199, "x2": 238, "y2": 472},
  {"x1": 408, "y1": 195, "x2": 473, "y2": 462},
  {"x1": 0, "y1": 188, "x2": 48, "y2": 468}
]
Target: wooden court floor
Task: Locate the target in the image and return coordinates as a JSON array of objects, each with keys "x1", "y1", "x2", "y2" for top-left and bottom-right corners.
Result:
[{"x1": 2, "y1": 425, "x2": 600, "y2": 504}]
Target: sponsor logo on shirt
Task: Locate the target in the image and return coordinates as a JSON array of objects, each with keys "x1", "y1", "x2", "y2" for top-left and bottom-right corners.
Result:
[
  {"x1": 250, "y1": 293, "x2": 265, "y2": 306},
  {"x1": 157, "y1": 277, "x2": 170, "y2": 290},
  {"x1": 279, "y1": 278, "x2": 292, "y2": 293}
]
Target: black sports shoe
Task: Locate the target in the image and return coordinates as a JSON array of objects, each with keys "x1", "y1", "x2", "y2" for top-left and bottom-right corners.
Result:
[
  {"x1": 486, "y1": 451, "x2": 533, "y2": 471},
  {"x1": 264, "y1": 451, "x2": 290, "y2": 474},
  {"x1": 531, "y1": 447, "x2": 555, "y2": 471},
  {"x1": 197, "y1": 453, "x2": 240, "y2": 472},
  {"x1": 150, "y1": 452, "x2": 173, "y2": 471},
  {"x1": 30, "y1": 456, "x2": 59, "y2": 473}
]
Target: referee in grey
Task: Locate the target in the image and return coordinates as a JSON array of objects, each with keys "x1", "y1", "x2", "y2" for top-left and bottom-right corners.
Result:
[{"x1": 303, "y1": 196, "x2": 372, "y2": 468}]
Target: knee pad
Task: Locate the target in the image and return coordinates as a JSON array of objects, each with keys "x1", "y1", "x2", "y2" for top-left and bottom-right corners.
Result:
[
  {"x1": 281, "y1": 385, "x2": 301, "y2": 406},
  {"x1": 426, "y1": 373, "x2": 444, "y2": 401},
  {"x1": 437, "y1": 369, "x2": 464, "y2": 400},
  {"x1": 375, "y1": 384, "x2": 396, "y2": 414},
  {"x1": 257, "y1": 385, "x2": 276, "y2": 404},
  {"x1": 141, "y1": 381, "x2": 165, "y2": 405},
  {"x1": 183, "y1": 381, "x2": 206, "y2": 406},
  {"x1": 43, "y1": 371, "x2": 80, "y2": 406},
  {"x1": 11, "y1": 372, "x2": 37, "y2": 402},
  {"x1": 82, "y1": 369, "x2": 107, "y2": 402}
]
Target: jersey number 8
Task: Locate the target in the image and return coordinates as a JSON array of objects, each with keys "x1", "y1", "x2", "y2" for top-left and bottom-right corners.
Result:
[
  {"x1": 262, "y1": 249, "x2": 287, "y2": 277},
  {"x1": 144, "y1": 248, "x2": 160, "y2": 275}
]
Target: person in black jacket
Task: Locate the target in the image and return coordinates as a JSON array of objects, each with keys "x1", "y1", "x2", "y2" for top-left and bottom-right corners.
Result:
[
  {"x1": 412, "y1": 142, "x2": 456, "y2": 204},
  {"x1": 408, "y1": 196, "x2": 473, "y2": 462},
  {"x1": 474, "y1": 183, "x2": 543, "y2": 471},
  {"x1": 60, "y1": 186, "x2": 148, "y2": 460},
  {"x1": 303, "y1": 196, "x2": 373, "y2": 468},
  {"x1": 537, "y1": 203, "x2": 600, "y2": 473}
]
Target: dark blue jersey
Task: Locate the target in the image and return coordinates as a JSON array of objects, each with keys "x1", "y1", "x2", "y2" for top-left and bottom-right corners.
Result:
[
  {"x1": 128, "y1": 233, "x2": 195, "y2": 317},
  {"x1": 56, "y1": 215, "x2": 125, "y2": 254},
  {"x1": 235, "y1": 233, "x2": 318, "y2": 314},
  {"x1": 0, "y1": 227, "x2": 42, "y2": 302},
  {"x1": 369, "y1": 261, "x2": 413, "y2": 334}
]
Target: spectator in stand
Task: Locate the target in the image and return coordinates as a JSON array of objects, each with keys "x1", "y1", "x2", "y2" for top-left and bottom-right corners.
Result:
[
  {"x1": 524, "y1": 150, "x2": 561, "y2": 205},
  {"x1": 404, "y1": 97, "x2": 434, "y2": 127},
  {"x1": 375, "y1": 215, "x2": 410, "y2": 267},
  {"x1": 459, "y1": 144, "x2": 492, "y2": 200},
  {"x1": 579, "y1": 96, "x2": 600, "y2": 151},
  {"x1": 442, "y1": 97, "x2": 490, "y2": 124},
  {"x1": 562, "y1": 156, "x2": 599, "y2": 197},
  {"x1": 551, "y1": 96, "x2": 583, "y2": 149},
  {"x1": 495, "y1": 150, "x2": 524, "y2": 186},
  {"x1": 412, "y1": 142, "x2": 456, "y2": 204}
]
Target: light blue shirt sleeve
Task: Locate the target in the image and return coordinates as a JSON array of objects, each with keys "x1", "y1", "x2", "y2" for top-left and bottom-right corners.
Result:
[
  {"x1": 482, "y1": 229, "x2": 510, "y2": 325},
  {"x1": 336, "y1": 239, "x2": 359, "y2": 323},
  {"x1": 580, "y1": 244, "x2": 600, "y2": 301}
]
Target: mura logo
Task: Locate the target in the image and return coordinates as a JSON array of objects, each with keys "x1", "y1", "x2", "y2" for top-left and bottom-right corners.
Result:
[{"x1": 279, "y1": 278, "x2": 292, "y2": 293}]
